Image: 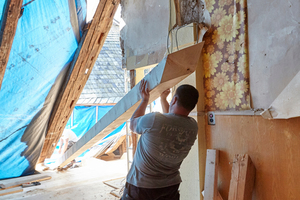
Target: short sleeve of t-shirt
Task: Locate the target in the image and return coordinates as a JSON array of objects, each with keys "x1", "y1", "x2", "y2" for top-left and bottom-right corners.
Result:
[
  {"x1": 135, "y1": 113, "x2": 156, "y2": 134},
  {"x1": 61, "y1": 129, "x2": 78, "y2": 142}
]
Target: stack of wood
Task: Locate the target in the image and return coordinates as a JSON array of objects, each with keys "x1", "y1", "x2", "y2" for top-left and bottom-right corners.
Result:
[
  {"x1": 85, "y1": 132, "x2": 127, "y2": 161},
  {"x1": 103, "y1": 177, "x2": 126, "y2": 198},
  {"x1": 0, "y1": 174, "x2": 51, "y2": 197},
  {"x1": 97, "y1": 135, "x2": 126, "y2": 161},
  {"x1": 203, "y1": 150, "x2": 256, "y2": 200}
]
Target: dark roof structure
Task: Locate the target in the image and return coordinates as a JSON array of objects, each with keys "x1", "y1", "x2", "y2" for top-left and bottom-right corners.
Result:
[{"x1": 77, "y1": 20, "x2": 125, "y2": 105}]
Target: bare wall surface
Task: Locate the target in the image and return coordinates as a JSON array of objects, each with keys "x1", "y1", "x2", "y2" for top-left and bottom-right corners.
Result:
[
  {"x1": 120, "y1": 0, "x2": 169, "y2": 69},
  {"x1": 248, "y1": 0, "x2": 300, "y2": 109},
  {"x1": 178, "y1": 73, "x2": 201, "y2": 200},
  {"x1": 206, "y1": 115, "x2": 300, "y2": 199}
]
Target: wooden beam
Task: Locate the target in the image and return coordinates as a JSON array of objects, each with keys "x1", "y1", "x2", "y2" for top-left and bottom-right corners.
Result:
[
  {"x1": 0, "y1": 187, "x2": 23, "y2": 197},
  {"x1": 204, "y1": 149, "x2": 219, "y2": 200},
  {"x1": 0, "y1": 0, "x2": 23, "y2": 90},
  {"x1": 129, "y1": 69, "x2": 138, "y2": 157},
  {"x1": 57, "y1": 42, "x2": 204, "y2": 168},
  {"x1": 0, "y1": 174, "x2": 51, "y2": 189},
  {"x1": 38, "y1": 0, "x2": 120, "y2": 163},
  {"x1": 228, "y1": 154, "x2": 256, "y2": 200}
]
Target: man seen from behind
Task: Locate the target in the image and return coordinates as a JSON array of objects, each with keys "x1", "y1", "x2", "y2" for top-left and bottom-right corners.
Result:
[{"x1": 121, "y1": 80, "x2": 199, "y2": 200}]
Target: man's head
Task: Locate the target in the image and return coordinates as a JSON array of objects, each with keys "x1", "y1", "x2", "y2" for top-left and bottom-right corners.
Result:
[{"x1": 169, "y1": 84, "x2": 199, "y2": 115}]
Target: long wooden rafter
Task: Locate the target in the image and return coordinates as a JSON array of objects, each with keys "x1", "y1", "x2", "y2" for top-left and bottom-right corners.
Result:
[
  {"x1": 38, "y1": 0, "x2": 120, "y2": 163},
  {"x1": 0, "y1": 0, "x2": 23, "y2": 90},
  {"x1": 57, "y1": 42, "x2": 204, "y2": 168}
]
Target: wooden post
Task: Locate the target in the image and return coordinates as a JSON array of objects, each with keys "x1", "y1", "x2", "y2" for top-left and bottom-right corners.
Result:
[
  {"x1": 204, "y1": 149, "x2": 219, "y2": 200},
  {"x1": 56, "y1": 42, "x2": 204, "y2": 168},
  {"x1": 173, "y1": 0, "x2": 182, "y2": 27},
  {"x1": 228, "y1": 154, "x2": 256, "y2": 200},
  {"x1": 0, "y1": 0, "x2": 23, "y2": 90},
  {"x1": 129, "y1": 69, "x2": 138, "y2": 157},
  {"x1": 38, "y1": 0, "x2": 120, "y2": 163}
]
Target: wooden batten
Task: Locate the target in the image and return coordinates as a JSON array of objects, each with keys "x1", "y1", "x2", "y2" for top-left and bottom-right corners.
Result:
[
  {"x1": 0, "y1": 174, "x2": 51, "y2": 189},
  {"x1": 0, "y1": 187, "x2": 23, "y2": 197},
  {"x1": 204, "y1": 149, "x2": 220, "y2": 200},
  {"x1": 56, "y1": 42, "x2": 204, "y2": 168},
  {"x1": 129, "y1": 69, "x2": 138, "y2": 156},
  {"x1": 0, "y1": 0, "x2": 23, "y2": 89},
  {"x1": 38, "y1": 0, "x2": 120, "y2": 163},
  {"x1": 228, "y1": 154, "x2": 256, "y2": 200}
]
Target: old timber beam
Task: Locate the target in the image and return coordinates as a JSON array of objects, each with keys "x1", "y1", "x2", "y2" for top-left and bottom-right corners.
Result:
[
  {"x1": 0, "y1": 0, "x2": 23, "y2": 90},
  {"x1": 57, "y1": 42, "x2": 204, "y2": 168},
  {"x1": 38, "y1": 0, "x2": 120, "y2": 163}
]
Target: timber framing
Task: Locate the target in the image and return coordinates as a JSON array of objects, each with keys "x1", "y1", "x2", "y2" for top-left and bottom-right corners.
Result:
[
  {"x1": 57, "y1": 42, "x2": 204, "y2": 168},
  {"x1": 228, "y1": 154, "x2": 256, "y2": 200},
  {"x1": 0, "y1": 0, "x2": 23, "y2": 90},
  {"x1": 38, "y1": 0, "x2": 120, "y2": 163}
]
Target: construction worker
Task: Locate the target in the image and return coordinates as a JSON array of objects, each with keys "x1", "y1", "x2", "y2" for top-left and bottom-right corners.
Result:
[
  {"x1": 58, "y1": 128, "x2": 78, "y2": 155},
  {"x1": 121, "y1": 80, "x2": 199, "y2": 200}
]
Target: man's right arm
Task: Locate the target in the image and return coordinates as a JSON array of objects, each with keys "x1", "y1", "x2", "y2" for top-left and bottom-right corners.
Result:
[
  {"x1": 61, "y1": 138, "x2": 69, "y2": 154},
  {"x1": 160, "y1": 89, "x2": 170, "y2": 113}
]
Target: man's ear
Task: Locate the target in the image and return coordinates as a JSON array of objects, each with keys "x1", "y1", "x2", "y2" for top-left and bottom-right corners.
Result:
[{"x1": 171, "y1": 96, "x2": 177, "y2": 105}]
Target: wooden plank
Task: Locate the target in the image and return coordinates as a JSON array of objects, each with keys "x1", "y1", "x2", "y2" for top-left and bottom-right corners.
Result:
[
  {"x1": 110, "y1": 188, "x2": 123, "y2": 198},
  {"x1": 0, "y1": 186, "x2": 23, "y2": 197},
  {"x1": 0, "y1": 0, "x2": 23, "y2": 90},
  {"x1": 228, "y1": 154, "x2": 256, "y2": 200},
  {"x1": 103, "y1": 177, "x2": 125, "y2": 189},
  {"x1": 56, "y1": 42, "x2": 204, "y2": 168},
  {"x1": 204, "y1": 149, "x2": 219, "y2": 200},
  {"x1": 38, "y1": 0, "x2": 120, "y2": 163},
  {"x1": 105, "y1": 135, "x2": 126, "y2": 154},
  {"x1": 129, "y1": 70, "x2": 138, "y2": 157},
  {"x1": 0, "y1": 174, "x2": 51, "y2": 189}
]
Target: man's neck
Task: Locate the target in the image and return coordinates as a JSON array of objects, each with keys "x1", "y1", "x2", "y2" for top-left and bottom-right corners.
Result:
[{"x1": 170, "y1": 107, "x2": 189, "y2": 117}]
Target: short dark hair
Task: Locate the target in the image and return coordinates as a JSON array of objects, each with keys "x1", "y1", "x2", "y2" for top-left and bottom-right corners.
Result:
[{"x1": 175, "y1": 84, "x2": 199, "y2": 111}]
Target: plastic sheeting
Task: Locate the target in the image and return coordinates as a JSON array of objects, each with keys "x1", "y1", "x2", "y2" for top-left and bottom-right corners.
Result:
[
  {"x1": 44, "y1": 105, "x2": 125, "y2": 165},
  {"x1": 67, "y1": 105, "x2": 125, "y2": 142},
  {"x1": 0, "y1": 0, "x2": 86, "y2": 179},
  {"x1": 0, "y1": 1, "x2": 5, "y2": 21}
]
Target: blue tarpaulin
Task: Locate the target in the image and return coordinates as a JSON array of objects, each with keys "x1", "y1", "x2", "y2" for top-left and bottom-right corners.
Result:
[
  {"x1": 66, "y1": 105, "x2": 125, "y2": 139},
  {"x1": 0, "y1": 0, "x2": 86, "y2": 179},
  {"x1": 45, "y1": 105, "x2": 126, "y2": 165}
]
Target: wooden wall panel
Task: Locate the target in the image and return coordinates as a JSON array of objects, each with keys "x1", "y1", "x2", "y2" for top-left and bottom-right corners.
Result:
[{"x1": 205, "y1": 115, "x2": 300, "y2": 200}]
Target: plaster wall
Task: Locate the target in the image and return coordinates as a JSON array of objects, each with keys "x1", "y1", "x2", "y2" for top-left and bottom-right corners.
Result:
[
  {"x1": 248, "y1": 0, "x2": 300, "y2": 109},
  {"x1": 178, "y1": 73, "x2": 202, "y2": 200},
  {"x1": 120, "y1": 0, "x2": 169, "y2": 69}
]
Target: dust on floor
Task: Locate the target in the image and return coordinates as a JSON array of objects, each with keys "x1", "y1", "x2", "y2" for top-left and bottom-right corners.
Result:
[{"x1": 1, "y1": 154, "x2": 128, "y2": 200}]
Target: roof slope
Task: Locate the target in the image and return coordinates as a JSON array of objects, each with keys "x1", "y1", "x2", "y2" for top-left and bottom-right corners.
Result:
[{"x1": 77, "y1": 22, "x2": 125, "y2": 105}]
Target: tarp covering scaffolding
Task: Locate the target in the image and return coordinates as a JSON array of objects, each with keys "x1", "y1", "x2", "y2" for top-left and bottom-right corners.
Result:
[{"x1": 0, "y1": 0, "x2": 86, "y2": 179}]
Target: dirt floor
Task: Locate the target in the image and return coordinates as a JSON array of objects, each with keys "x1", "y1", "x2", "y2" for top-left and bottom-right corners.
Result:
[{"x1": 1, "y1": 154, "x2": 128, "y2": 200}]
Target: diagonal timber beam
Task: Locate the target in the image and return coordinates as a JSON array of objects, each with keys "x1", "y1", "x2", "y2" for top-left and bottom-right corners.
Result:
[
  {"x1": 0, "y1": 0, "x2": 23, "y2": 90},
  {"x1": 38, "y1": 0, "x2": 120, "y2": 163},
  {"x1": 57, "y1": 42, "x2": 204, "y2": 168}
]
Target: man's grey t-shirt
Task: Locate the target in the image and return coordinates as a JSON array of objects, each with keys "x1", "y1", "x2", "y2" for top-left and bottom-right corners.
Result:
[{"x1": 126, "y1": 112, "x2": 198, "y2": 188}]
